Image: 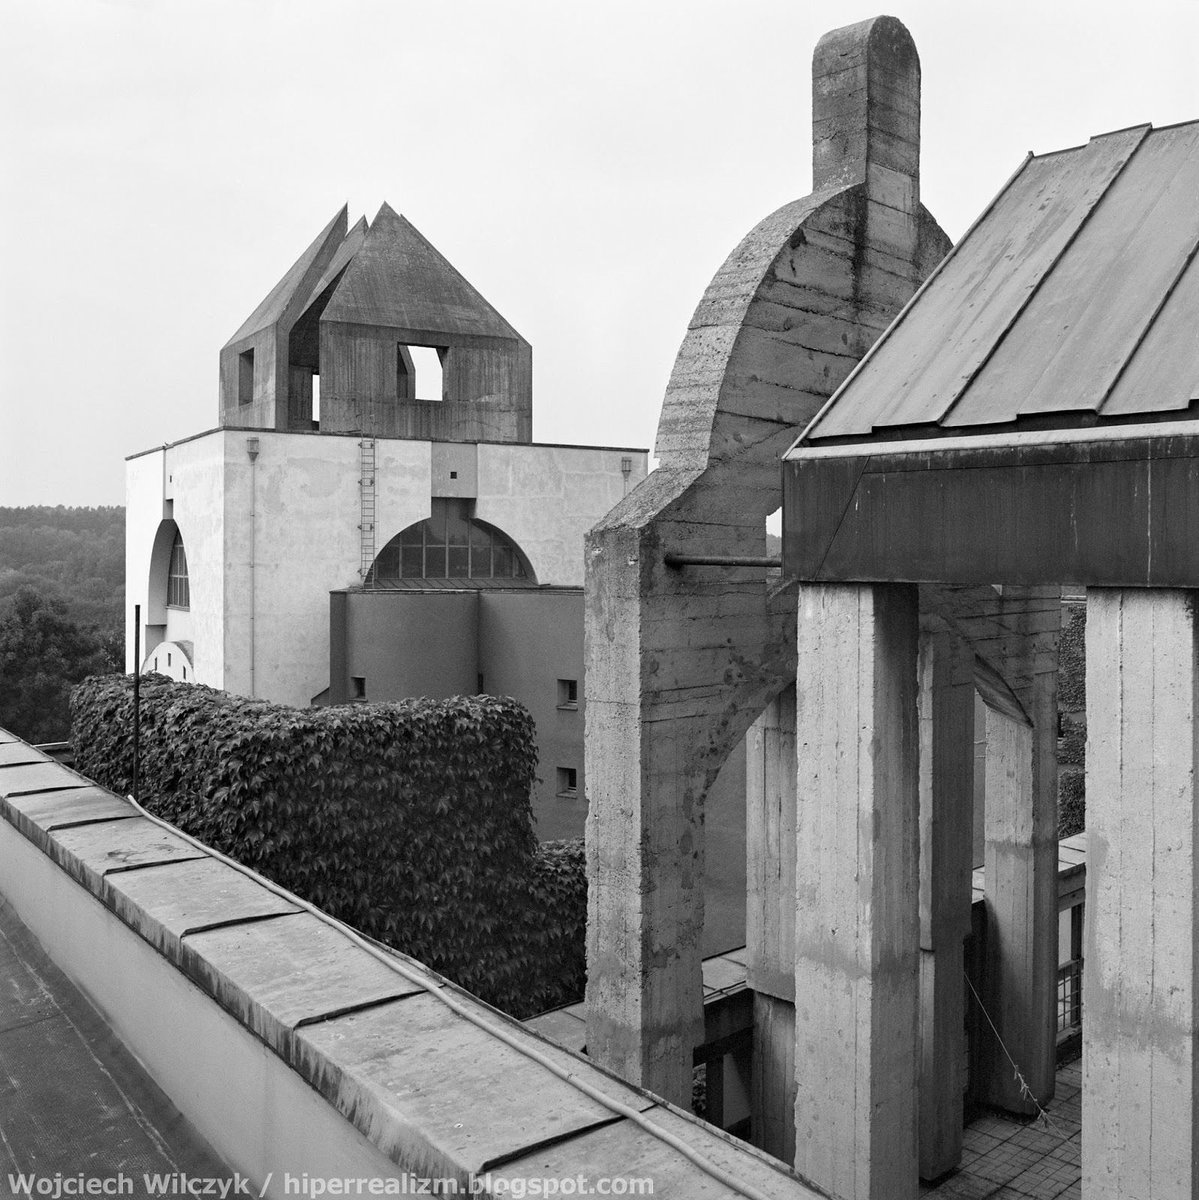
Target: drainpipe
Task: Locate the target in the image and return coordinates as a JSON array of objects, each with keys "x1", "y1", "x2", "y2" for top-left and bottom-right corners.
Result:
[{"x1": 247, "y1": 437, "x2": 259, "y2": 697}]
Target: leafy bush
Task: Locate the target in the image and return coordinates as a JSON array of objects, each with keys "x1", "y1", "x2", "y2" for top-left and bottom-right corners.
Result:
[
  {"x1": 523, "y1": 839, "x2": 587, "y2": 1014},
  {"x1": 71, "y1": 674, "x2": 586, "y2": 1017}
]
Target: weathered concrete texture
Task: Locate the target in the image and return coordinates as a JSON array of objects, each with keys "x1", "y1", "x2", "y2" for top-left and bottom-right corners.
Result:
[
  {"x1": 793, "y1": 583, "x2": 920, "y2": 1200},
  {"x1": 2, "y1": 734, "x2": 813, "y2": 1198},
  {"x1": 1083, "y1": 588, "x2": 1198, "y2": 1200},
  {"x1": 747, "y1": 686, "x2": 797, "y2": 1006},
  {"x1": 584, "y1": 13, "x2": 950, "y2": 1111},
  {"x1": 752, "y1": 991, "x2": 797, "y2": 1166},
  {"x1": 747, "y1": 689, "x2": 799, "y2": 1164},
  {"x1": 925, "y1": 583, "x2": 1061, "y2": 1114},
  {"x1": 220, "y1": 203, "x2": 532, "y2": 442},
  {"x1": 917, "y1": 622, "x2": 975, "y2": 1181}
]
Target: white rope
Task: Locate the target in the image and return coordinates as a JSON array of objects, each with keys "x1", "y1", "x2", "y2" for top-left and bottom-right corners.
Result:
[
  {"x1": 126, "y1": 794, "x2": 792, "y2": 1200},
  {"x1": 962, "y1": 969, "x2": 1072, "y2": 1144}
]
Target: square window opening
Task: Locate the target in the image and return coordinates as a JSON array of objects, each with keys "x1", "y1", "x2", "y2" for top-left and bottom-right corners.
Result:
[
  {"x1": 351, "y1": 676, "x2": 366, "y2": 700},
  {"x1": 557, "y1": 678, "x2": 579, "y2": 709},
  {"x1": 556, "y1": 766, "x2": 578, "y2": 797}
]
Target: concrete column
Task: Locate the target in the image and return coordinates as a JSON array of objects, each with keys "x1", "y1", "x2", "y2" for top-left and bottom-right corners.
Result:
[
  {"x1": 917, "y1": 625, "x2": 974, "y2": 1180},
  {"x1": 747, "y1": 687, "x2": 798, "y2": 1162},
  {"x1": 1084, "y1": 588, "x2": 1197, "y2": 1199},
  {"x1": 980, "y1": 696, "x2": 1055, "y2": 1114},
  {"x1": 794, "y1": 583, "x2": 920, "y2": 1200}
]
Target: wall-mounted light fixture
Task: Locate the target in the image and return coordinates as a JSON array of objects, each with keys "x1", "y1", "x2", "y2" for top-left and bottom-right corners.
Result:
[{"x1": 246, "y1": 437, "x2": 260, "y2": 462}]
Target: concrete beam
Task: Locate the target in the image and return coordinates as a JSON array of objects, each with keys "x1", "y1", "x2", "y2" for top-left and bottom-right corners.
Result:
[
  {"x1": 1084, "y1": 588, "x2": 1198, "y2": 1199},
  {"x1": 916, "y1": 623, "x2": 974, "y2": 1180},
  {"x1": 793, "y1": 583, "x2": 920, "y2": 1200}
]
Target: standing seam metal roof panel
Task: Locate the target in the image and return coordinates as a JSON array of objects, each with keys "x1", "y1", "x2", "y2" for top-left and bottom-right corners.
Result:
[{"x1": 802, "y1": 120, "x2": 1199, "y2": 442}]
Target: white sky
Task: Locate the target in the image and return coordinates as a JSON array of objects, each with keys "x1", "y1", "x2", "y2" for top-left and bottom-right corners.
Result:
[{"x1": 2, "y1": 0, "x2": 1196, "y2": 506}]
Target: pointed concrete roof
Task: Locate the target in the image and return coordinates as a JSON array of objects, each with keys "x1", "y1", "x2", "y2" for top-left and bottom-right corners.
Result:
[
  {"x1": 320, "y1": 203, "x2": 523, "y2": 341},
  {"x1": 302, "y1": 214, "x2": 369, "y2": 312},
  {"x1": 224, "y1": 206, "x2": 349, "y2": 347}
]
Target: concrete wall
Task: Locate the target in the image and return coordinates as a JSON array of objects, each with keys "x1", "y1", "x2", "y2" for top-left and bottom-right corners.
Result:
[
  {"x1": 129, "y1": 429, "x2": 432, "y2": 706},
  {"x1": 126, "y1": 439, "x2": 227, "y2": 687},
  {"x1": 479, "y1": 590, "x2": 584, "y2": 840},
  {"x1": 129, "y1": 431, "x2": 641, "y2": 709},
  {"x1": 335, "y1": 590, "x2": 480, "y2": 701},
  {"x1": 330, "y1": 587, "x2": 584, "y2": 831},
  {"x1": 477, "y1": 444, "x2": 645, "y2": 586}
]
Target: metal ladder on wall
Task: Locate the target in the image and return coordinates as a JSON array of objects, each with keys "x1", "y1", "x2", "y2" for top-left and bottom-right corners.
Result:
[{"x1": 358, "y1": 437, "x2": 377, "y2": 586}]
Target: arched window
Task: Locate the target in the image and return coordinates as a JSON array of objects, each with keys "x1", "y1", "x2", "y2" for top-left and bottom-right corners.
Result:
[
  {"x1": 371, "y1": 499, "x2": 533, "y2": 584},
  {"x1": 167, "y1": 531, "x2": 190, "y2": 608}
]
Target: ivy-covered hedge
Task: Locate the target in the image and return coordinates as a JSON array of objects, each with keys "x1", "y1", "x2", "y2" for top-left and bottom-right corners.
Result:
[{"x1": 70, "y1": 674, "x2": 585, "y2": 1018}]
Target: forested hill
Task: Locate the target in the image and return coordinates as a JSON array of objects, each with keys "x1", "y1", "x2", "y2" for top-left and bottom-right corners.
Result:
[
  {"x1": 0, "y1": 506, "x2": 125, "y2": 743},
  {"x1": 0, "y1": 506, "x2": 125, "y2": 632}
]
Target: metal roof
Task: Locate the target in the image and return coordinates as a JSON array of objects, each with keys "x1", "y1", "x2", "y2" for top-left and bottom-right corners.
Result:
[{"x1": 799, "y1": 120, "x2": 1199, "y2": 445}]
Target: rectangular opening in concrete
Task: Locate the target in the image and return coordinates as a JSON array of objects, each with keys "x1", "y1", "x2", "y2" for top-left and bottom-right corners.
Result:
[{"x1": 238, "y1": 349, "x2": 254, "y2": 405}]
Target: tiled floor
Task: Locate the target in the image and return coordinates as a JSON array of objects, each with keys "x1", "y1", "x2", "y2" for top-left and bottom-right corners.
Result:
[{"x1": 923, "y1": 1060, "x2": 1082, "y2": 1200}]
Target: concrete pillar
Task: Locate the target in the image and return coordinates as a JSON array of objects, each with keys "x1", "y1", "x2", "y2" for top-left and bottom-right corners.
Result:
[
  {"x1": 747, "y1": 687, "x2": 798, "y2": 1162},
  {"x1": 979, "y1": 696, "x2": 1056, "y2": 1114},
  {"x1": 916, "y1": 625, "x2": 974, "y2": 1180},
  {"x1": 1084, "y1": 588, "x2": 1198, "y2": 1199},
  {"x1": 747, "y1": 686, "x2": 797, "y2": 1005},
  {"x1": 794, "y1": 583, "x2": 920, "y2": 1200}
]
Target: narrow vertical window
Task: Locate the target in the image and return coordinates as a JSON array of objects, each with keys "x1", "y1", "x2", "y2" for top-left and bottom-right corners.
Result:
[
  {"x1": 167, "y1": 531, "x2": 190, "y2": 608},
  {"x1": 238, "y1": 349, "x2": 254, "y2": 405}
]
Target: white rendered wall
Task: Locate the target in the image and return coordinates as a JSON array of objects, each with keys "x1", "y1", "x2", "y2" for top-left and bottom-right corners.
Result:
[
  {"x1": 476, "y1": 444, "x2": 647, "y2": 586},
  {"x1": 128, "y1": 431, "x2": 641, "y2": 708},
  {"x1": 218, "y1": 431, "x2": 431, "y2": 706},
  {"x1": 126, "y1": 438, "x2": 227, "y2": 688}
]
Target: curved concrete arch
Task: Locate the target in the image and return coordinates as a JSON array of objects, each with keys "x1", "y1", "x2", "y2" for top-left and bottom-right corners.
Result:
[{"x1": 584, "y1": 14, "x2": 952, "y2": 1106}]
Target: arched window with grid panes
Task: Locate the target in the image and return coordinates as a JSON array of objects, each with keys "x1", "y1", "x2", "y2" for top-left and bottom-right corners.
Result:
[{"x1": 371, "y1": 499, "x2": 534, "y2": 584}]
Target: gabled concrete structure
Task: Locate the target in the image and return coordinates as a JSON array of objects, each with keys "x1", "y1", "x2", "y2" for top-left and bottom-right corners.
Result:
[
  {"x1": 219, "y1": 204, "x2": 532, "y2": 442},
  {"x1": 130, "y1": 207, "x2": 644, "y2": 829},
  {"x1": 784, "y1": 118, "x2": 1199, "y2": 1200}
]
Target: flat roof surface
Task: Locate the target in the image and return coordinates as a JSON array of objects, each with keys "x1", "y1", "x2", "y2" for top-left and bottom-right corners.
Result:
[
  {"x1": 0, "y1": 892, "x2": 228, "y2": 1187},
  {"x1": 799, "y1": 120, "x2": 1199, "y2": 447}
]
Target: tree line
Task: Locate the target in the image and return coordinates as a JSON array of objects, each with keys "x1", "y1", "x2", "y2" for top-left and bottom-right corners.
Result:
[{"x1": 0, "y1": 506, "x2": 125, "y2": 743}]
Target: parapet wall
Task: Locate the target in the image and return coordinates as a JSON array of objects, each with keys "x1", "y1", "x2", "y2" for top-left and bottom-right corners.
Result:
[{"x1": 0, "y1": 727, "x2": 814, "y2": 1199}]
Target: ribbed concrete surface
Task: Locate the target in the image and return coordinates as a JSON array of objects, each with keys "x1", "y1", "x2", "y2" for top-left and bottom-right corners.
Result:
[{"x1": 0, "y1": 893, "x2": 228, "y2": 1188}]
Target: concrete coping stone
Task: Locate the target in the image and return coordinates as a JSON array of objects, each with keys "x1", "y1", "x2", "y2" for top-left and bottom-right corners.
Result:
[
  {"x1": 0, "y1": 741, "x2": 53, "y2": 767},
  {"x1": 0, "y1": 730, "x2": 811, "y2": 1197}
]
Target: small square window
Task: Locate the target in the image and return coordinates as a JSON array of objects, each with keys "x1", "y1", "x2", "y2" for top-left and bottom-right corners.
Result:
[
  {"x1": 351, "y1": 676, "x2": 366, "y2": 700},
  {"x1": 557, "y1": 678, "x2": 578, "y2": 709},
  {"x1": 556, "y1": 767, "x2": 578, "y2": 797},
  {"x1": 450, "y1": 470, "x2": 458, "y2": 479}
]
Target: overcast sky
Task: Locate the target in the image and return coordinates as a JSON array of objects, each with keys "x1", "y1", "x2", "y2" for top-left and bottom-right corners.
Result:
[{"x1": 2, "y1": 0, "x2": 1196, "y2": 506}]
